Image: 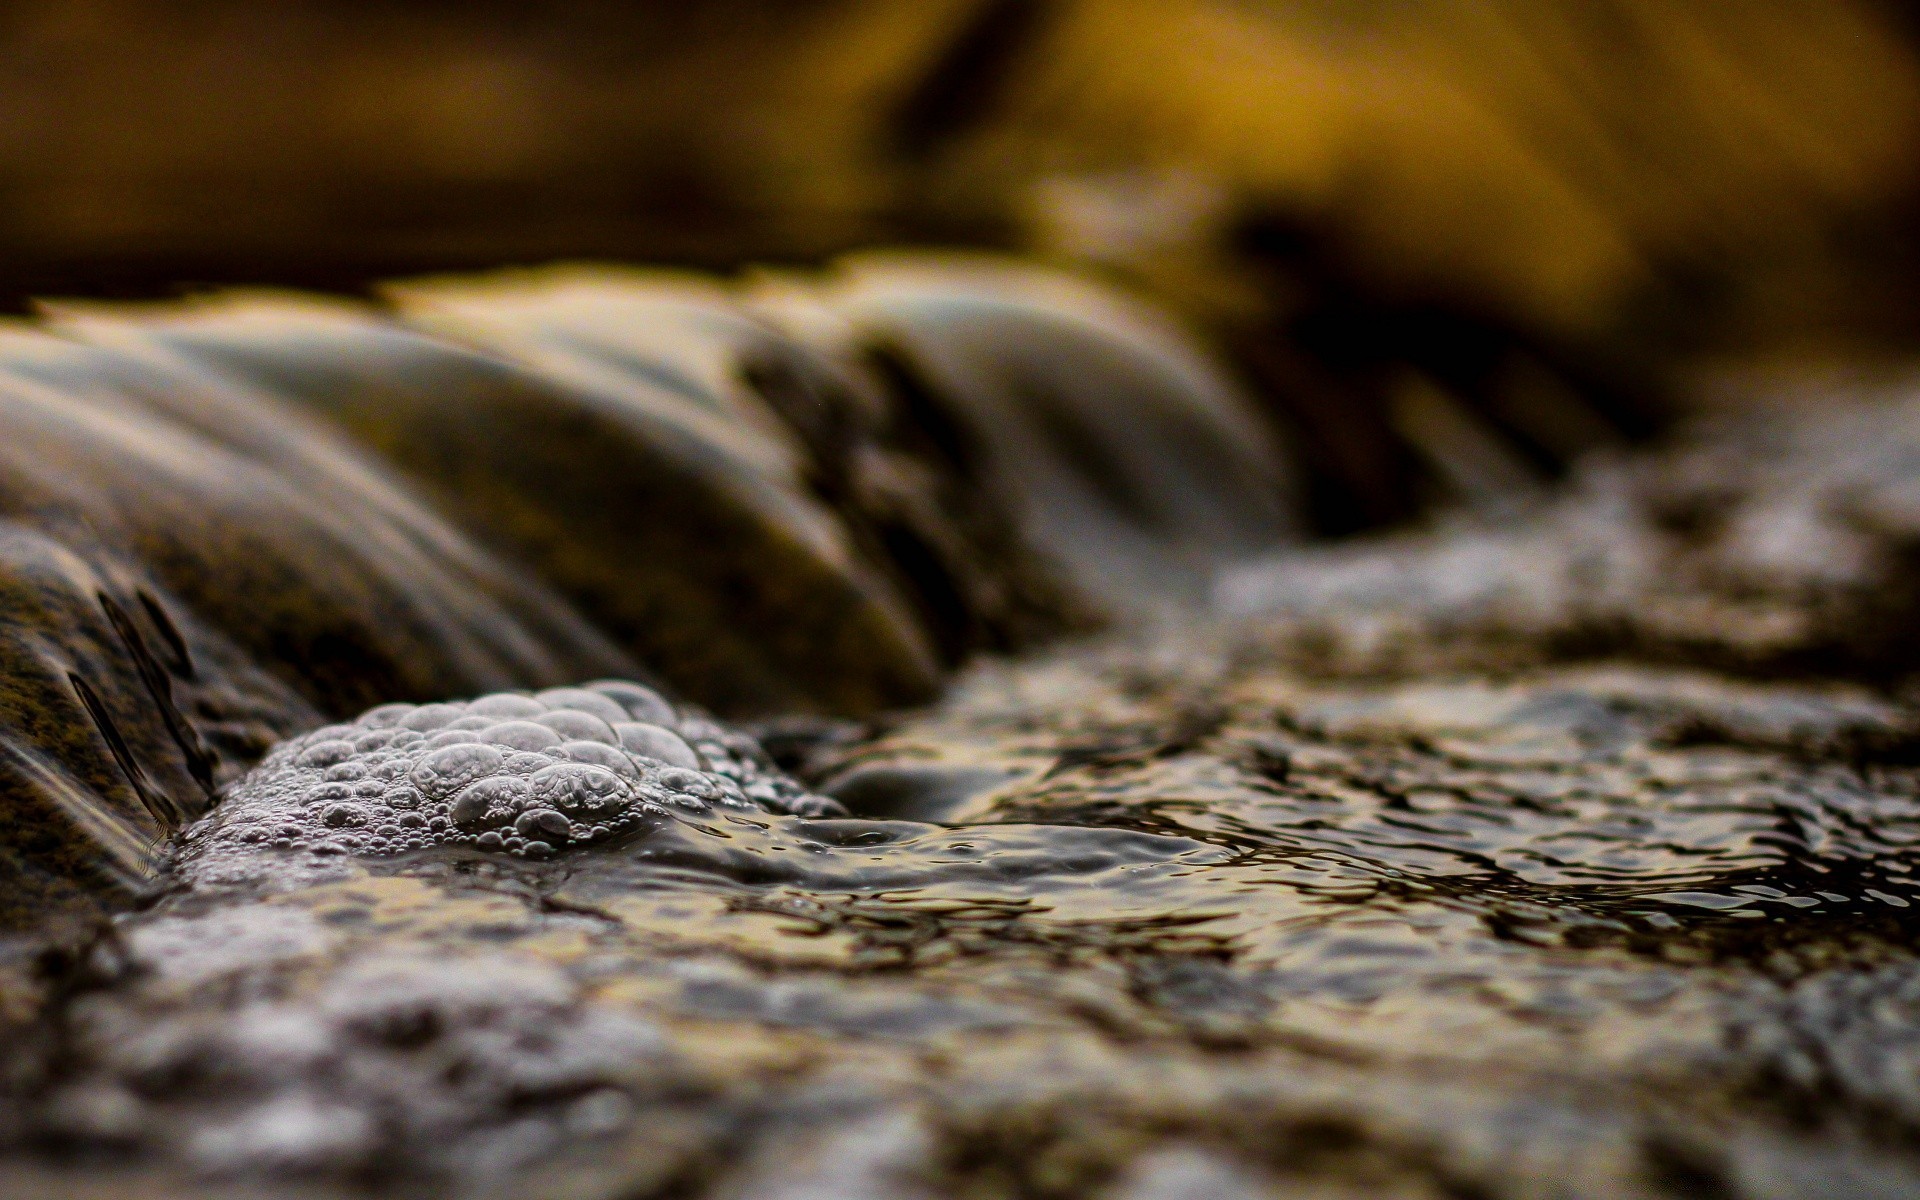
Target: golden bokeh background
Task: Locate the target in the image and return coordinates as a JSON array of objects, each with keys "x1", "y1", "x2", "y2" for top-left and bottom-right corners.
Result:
[
  {"x1": 0, "y1": 1, "x2": 1910, "y2": 348},
  {"x1": 4, "y1": 0, "x2": 1920, "y2": 533}
]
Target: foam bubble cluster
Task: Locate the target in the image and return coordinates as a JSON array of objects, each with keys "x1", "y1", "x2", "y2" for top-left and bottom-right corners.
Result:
[{"x1": 181, "y1": 681, "x2": 837, "y2": 863}]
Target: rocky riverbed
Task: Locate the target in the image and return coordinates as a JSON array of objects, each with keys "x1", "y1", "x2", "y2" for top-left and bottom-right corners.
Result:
[
  {"x1": 6, "y1": 366, "x2": 1920, "y2": 1196},
  {"x1": 2, "y1": 256, "x2": 1920, "y2": 1196}
]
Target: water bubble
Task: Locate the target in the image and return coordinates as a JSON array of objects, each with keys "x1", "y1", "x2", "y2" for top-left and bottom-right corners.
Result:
[
  {"x1": 321, "y1": 804, "x2": 365, "y2": 828},
  {"x1": 360, "y1": 703, "x2": 414, "y2": 728},
  {"x1": 400, "y1": 704, "x2": 464, "y2": 732},
  {"x1": 656, "y1": 768, "x2": 716, "y2": 798},
  {"x1": 411, "y1": 744, "x2": 506, "y2": 799},
  {"x1": 535, "y1": 710, "x2": 618, "y2": 745},
  {"x1": 586, "y1": 680, "x2": 676, "y2": 726},
  {"x1": 514, "y1": 809, "x2": 571, "y2": 842},
  {"x1": 181, "y1": 684, "x2": 837, "y2": 870},
  {"x1": 297, "y1": 740, "x2": 355, "y2": 769},
  {"x1": 467, "y1": 694, "x2": 546, "y2": 720},
  {"x1": 711, "y1": 777, "x2": 758, "y2": 810},
  {"x1": 529, "y1": 763, "x2": 632, "y2": 820},
  {"x1": 556, "y1": 741, "x2": 638, "y2": 777},
  {"x1": 449, "y1": 776, "x2": 531, "y2": 831},
  {"x1": 676, "y1": 714, "x2": 727, "y2": 744},
  {"x1": 479, "y1": 721, "x2": 563, "y2": 752},
  {"x1": 533, "y1": 688, "x2": 632, "y2": 725},
  {"x1": 614, "y1": 723, "x2": 702, "y2": 769}
]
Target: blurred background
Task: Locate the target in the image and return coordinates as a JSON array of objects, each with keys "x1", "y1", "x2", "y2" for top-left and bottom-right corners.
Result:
[{"x1": 4, "y1": 0, "x2": 1920, "y2": 529}]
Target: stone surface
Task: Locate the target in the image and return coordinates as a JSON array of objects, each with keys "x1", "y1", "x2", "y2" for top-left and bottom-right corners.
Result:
[{"x1": 399, "y1": 264, "x2": 1093, "y2": 667}]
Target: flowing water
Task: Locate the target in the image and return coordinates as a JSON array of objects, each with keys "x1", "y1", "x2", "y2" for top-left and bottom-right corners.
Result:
[
  {"x1": 3, "y1": 270, "x2": 1920, "y2": 1198},
  {"x1": 16, "y1": 628, "x2": 1920, "y2": 1198}
]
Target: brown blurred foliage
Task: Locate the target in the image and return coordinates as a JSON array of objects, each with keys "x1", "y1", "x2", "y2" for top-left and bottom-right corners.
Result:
[
  {"x1": 2, "y1": 0, "x2": 1919, "y2": 526},
  {"x1": 0, "y1": 0, "x2": 1910, "y2": 344}
]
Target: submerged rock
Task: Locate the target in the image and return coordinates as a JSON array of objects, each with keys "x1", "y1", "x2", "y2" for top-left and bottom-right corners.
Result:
[
  {"x1": 400, "y1": 265, "x2": 1090, "y2": 667},
  {"x1": 0, "y1": 323, "x2": 632, "y2": 715},
  {"x1": 69, "y1": 294, "x2": 944, "y2": 716},
  {"x1": 0, "y1": 527, "x2": 308, "y2": 931},
  {"x1": 801, "y1": 253, "x2": 1297, "y2": 615},
  {"x1": 29, "y1": 256, "x2": 1304, "y2": 717},
  {"x1": 0, "y1": 255, "x2": 1313, "y2": 930},
  {"x1": 0, "y1": 326, "x2": 634, "y2": 925}
]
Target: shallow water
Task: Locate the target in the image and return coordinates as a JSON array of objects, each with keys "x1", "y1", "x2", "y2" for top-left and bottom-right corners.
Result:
[
  {"x1": 9, "y1": 302, "x2": 1920, "y2": 1196},
  {"x1": 8, "y1": 636, "x2": 1920, "y2": 1197},
  {"x1": 0, "y1": 260, "x2": 1300, "y2": 927}
]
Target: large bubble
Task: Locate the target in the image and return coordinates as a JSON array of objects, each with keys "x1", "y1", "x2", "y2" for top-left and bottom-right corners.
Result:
[{"x1": 176, "y1": 680, "x2": 840, "y2": 866}]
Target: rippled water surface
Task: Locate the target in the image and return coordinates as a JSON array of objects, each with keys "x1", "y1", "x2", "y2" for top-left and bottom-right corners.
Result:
[{"x1": 10, "y1": 637, "x2": 1920, "y2": 1198}]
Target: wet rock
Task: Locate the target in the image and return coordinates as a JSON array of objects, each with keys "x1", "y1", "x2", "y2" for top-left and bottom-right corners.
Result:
[
  {"x1": 803, "y1": 252, "x2": 1297, "y2": 616},
  {"x1": 22, "y1": 257, "x2": 1302, "y2": 723},
  {"x1": 0, "y1": 326, "x2": 636, "y2": 924},
  {"x1": 1219, "y1": 390, "x2": 1920, "y2": 682},
  {"x1": 393, "y1": 265, "x2": 1034, "y2": 679},
  {"x1": 75, "y1": 294, "x2": 940, "y2": 716},
  {"x1": 404, "y1": 265, "x2": 1092, "y2": 668},
  {"x1": 747, "y1": 266, "x2": 1100, "y2": 659},
  {"x1": 0, "y1": 322, "x2": 632, "y2": 714},
  {"x1": 0, "y1": 526, "x2": 309, "y2": 930}
]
